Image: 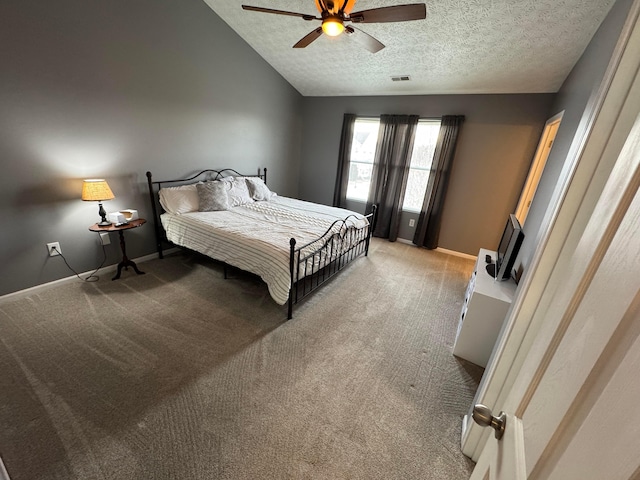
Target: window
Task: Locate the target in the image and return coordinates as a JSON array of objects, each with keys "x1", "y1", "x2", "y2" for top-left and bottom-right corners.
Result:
[
  {"x1": 345, "y1": 118, "x2": 441, "y2": 211},
  {"x1": 402, "y1": 120, "x2": 441, "y2": 212},
  {"x1": 346, "y1": 118, "x2": 379, "y2": 202}
]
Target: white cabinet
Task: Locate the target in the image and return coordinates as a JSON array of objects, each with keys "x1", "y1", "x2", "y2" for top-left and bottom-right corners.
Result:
[{"x1": 453, "y1": 248, "x2": 517, "y2": 368}]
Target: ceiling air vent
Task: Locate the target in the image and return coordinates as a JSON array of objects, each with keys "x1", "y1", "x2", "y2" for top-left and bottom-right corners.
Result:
[{"x1": 391, "y1": 75, "x2": 411, "y2": 82}]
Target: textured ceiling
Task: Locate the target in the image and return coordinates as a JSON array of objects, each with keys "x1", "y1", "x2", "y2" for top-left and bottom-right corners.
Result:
[{"x1": 203, "y1": 0, "x2": 616, "y2": 96}]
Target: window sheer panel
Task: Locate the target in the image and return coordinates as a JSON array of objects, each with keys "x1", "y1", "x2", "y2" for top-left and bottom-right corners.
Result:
[
  {"x1": 345, "y1": 118, "x2": 440, "y2": 210},
  {"x1": 402, "y1": 120, "x2": 441, "y2": 212},
  {"x1": 346, "y1": 119, "x2": 380, "y2": 202}
]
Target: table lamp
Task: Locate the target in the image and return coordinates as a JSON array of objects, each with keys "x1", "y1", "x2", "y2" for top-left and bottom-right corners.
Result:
[{"x1": 82, "y1": 179, "x2": 115, "y2": 226}]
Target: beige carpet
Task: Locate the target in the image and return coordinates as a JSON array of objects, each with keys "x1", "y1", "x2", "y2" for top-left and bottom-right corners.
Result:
[{"x1": 0, "y1": 239, "x2": 483, "y2": 480}]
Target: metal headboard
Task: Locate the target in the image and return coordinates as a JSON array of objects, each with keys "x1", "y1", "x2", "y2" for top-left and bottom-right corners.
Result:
[{"x1": 145, "y1": 167, "x2": 267, "y2": 258}]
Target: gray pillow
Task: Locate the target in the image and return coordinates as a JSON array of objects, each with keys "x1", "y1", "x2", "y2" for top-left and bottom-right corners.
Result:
[
  {"x1": 197, "y1": 181, "x2": 229, "y2": 211},
  {"x1": 245, "y1": 177, "x2": 274, "y2": 201}
]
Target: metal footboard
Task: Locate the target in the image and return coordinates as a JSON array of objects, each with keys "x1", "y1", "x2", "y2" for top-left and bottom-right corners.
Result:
[{"x1": 287, "y1": 205, "x2": 377, "y2": 319}]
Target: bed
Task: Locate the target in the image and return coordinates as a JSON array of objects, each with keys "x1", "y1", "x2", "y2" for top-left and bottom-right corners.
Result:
[{"x1": 146, "y1": 168, "x2": 376, "y2": 319}]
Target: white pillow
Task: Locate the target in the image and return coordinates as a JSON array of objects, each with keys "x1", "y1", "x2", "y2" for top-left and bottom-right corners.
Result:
[
  {"x1": 245, "y1": 177, "x2": 275, "y2": 201},
  {"x1": 159, "y1": 184, "x2": 199, "y2": 214},
  {"x1": 227, "y1": 178, "x2": 254, "y2": 207}
]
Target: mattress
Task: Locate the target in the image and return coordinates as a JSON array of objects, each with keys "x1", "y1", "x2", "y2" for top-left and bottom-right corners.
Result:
[{"x1": 161, "y1": 196, "x2": 368, "y2": 305}]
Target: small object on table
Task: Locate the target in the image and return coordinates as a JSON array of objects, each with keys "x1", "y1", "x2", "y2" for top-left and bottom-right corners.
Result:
[{"x1": 88, "y1": 218, "x2": 147, "y2": 280}]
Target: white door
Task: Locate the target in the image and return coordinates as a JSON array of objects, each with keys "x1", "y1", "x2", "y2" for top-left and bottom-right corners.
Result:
[
  {"x1": 514, "y1": 113, "x2": 562, "y2": 226},
  {"x1": 470, "y1": 107, "x2": 640, "y2": 479}
]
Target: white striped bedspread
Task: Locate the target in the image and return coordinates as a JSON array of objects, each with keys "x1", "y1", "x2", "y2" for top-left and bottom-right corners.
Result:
[{"x1": 161, "y1": 196, "x2": 369, "y2": 305}]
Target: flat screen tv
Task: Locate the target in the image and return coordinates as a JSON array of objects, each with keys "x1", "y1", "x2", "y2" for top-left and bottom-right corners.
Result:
[{"x1": 486, "y1": 214, "x2": 524, "y2": 281}]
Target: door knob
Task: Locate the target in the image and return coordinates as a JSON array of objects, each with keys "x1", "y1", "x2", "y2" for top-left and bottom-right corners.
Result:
[{"x1": 472, "y1": 404, "x2": 506, "y2": 440}]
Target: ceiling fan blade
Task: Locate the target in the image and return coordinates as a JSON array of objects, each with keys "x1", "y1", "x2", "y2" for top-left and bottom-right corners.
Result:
[
  {"x1": 293, "y1": 27, "x2": 324, "y2": 48},
  {"x1": 345, "y1": 26, "x2": 385, "y2": 53},
  {"x1": 349, "y1": 4, "x2": 426, "y2": 23},
  {"x1": 242, "y1": 5, "x2": 318, "y2": 21}
]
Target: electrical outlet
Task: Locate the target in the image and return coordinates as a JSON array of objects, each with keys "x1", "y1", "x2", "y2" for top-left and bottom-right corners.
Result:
[
  {"x1": 100, "y1": 232, "x2": 111, "y2": 245},
  {"x1": 409, "y1": 219, "x2": 415, "y2": 227},
  {"x1": 47, "y1": 242, "x2": 61, "y2": 256}
]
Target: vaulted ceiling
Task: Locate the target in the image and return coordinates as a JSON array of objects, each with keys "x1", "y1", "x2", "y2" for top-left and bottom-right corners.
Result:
[{"x1": 203, "y1": 0, "x2": 616, "y2": 96}]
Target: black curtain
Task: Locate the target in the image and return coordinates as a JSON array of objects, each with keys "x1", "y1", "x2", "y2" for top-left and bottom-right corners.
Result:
[
  {"x1": 414, "y1": 115, "x2": 465, "y2": 249},
  {"x1": 366, "y1": 114, "x2": 419, "y2": 241},
  {"x1": 333, "y1": 113, "x2": 357, "y2": 208}
]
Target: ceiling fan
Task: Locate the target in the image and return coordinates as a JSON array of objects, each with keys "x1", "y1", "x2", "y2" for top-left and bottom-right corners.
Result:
[{"x1": 241, "y1": 1, "x2": 427, "y2": 53}]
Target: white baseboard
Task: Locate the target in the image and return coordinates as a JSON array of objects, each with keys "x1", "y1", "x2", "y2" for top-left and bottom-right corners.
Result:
[
  {"x1": 395, "y1": 238, "x2": 415, "y2": 245},
  {"x1": 435, "y1": 247, "x2": 477, "y2": 261},
  {"x1": 0, "y1": 248, "x2": 179, "y2": 305},
  {"x1": 392, "y1": 240, "x2": 477, "y2": 261},
  {"x1": 0, "y1": 457, "x2": 11, "y2": 480}
]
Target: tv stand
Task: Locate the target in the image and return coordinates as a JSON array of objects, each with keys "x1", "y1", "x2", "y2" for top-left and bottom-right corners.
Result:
[{"x1": 452, "y1": 248, "x2": 517, "y2": 367}]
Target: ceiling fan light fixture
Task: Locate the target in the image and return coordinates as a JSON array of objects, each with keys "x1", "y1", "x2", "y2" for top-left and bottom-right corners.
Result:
[{"x1": 322, "y1": 16, "x2": 344, "y2": 36}]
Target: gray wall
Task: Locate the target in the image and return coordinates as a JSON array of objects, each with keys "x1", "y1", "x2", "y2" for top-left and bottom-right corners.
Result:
[
  {"x1": 515, "y1": 0, "x2": 634, "y2": 271},
  {"x1": 2, "y1": 0, "x2": 631, "y2": 298},
  {"x1": 298, "y1": 94, "x2": 554, "y2": 254},
  {"x1": 0, "y1": 0, "x2": 302, "y2": 296}
]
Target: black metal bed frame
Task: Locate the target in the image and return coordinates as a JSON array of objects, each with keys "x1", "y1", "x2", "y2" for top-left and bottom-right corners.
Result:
[{"x1": 146, "y1": 168, "x2": 376, "y2": 319}]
